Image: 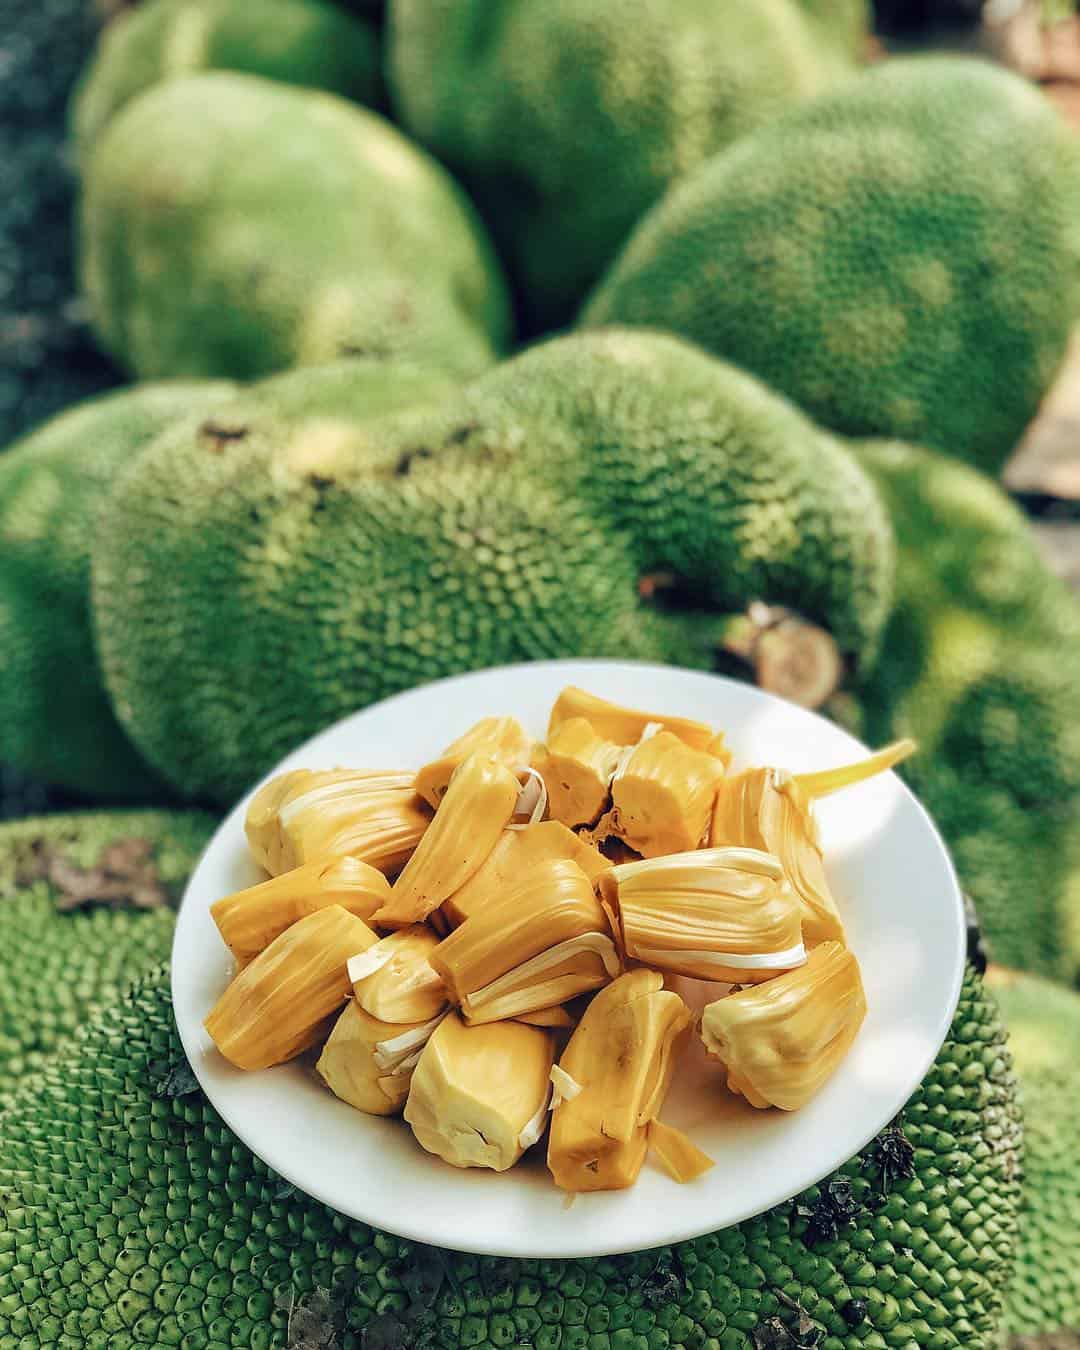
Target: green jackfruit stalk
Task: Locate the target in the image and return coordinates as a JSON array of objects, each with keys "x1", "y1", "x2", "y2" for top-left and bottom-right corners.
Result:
[
  {"x1": 583, "y1": 57, "x2": 1077, "y2": 471},
  {"x1": 80, "y1": 72, "x2": 511, "y2": 382},
  {"x1": 71, "y1": 0, "x2": 382, "y2": 161},
  {"x1": 843, "y1": 439, "x2": 1080, "y2": 983},
  {"x1": 92, "y1": 330, "x2": 894, "y2": 803},
  {"x1": 0, "y1": 810, "x2": 216, "y2": 1109},
  {"x1": 389, "y1": 0, "x2": 854, "y2": 330},
  {"x1": 0, "y1": 380, "x2": 235, "y2": 797},
  {"x1": 0, "y1": 963, "x2": 1021, "y2": 1346}
]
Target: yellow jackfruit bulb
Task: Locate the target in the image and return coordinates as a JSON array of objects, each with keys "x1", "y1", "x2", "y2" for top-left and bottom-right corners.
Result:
[
  {"x1": 600, "y1": 847, "x2": 806, "y2": 983},
  {"x1": 404, "y1": 1012, "x2": 555, "y2": 1171},
  {"x1": 647, "y1": 1119, "x2": 715, "y2": 1184},
  {"x1": 414, "y1": 716, "x2": 533, "y2": 810},
  {"x1": 710, "y1": 767, "x2": 845, "y2": 946},
  {"x1": 374, "y1": 753, "x2": 523, "y2": 927},
  {"x1": 246, "y1": 767, "x2": 430, "y2": 877},
  {"x1": 430, "y1": 858, "x2": 621, "y2": 1024},
  {"x1": 346, "y1": 925, "x2": 448, "y2": 1023},
  {"x1": 315, "y1": 998, "x2": 432, "y2": 1116},
  {"x1": 609, "y1": 730, "x2": 727, "y2": 857},
  {"x1": 534, "y1": 718, "x2": 624, "y2": 828},
  {"x1": 699, "y1": 940, "x2": 867, "y2": 1111},
  {"x1": 211, "y1": 856, "x2": 392, "y2": 965},
  {"x1": 547, "y1": 969, "x2": 692, "y2": 1192},
  {"x1": 515, "y1": 1005, "x2": 576, "y2": 1029},
  {"x1": 442, "y1": 820, "x2": 609, "y2": 928},
  {"x1": 204, "y1": 905, "x2": 377, "y2": 1070},
  {"x1": 548, "y1": 686, "x2": 718, "y2": 751}
]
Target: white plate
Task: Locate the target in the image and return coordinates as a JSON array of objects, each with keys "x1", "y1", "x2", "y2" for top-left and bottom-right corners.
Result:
[{"x1": 173, "y1": 660, "x2": 965, "y2": 1259}]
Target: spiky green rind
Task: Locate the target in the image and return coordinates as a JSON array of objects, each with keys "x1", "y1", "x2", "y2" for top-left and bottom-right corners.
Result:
[
  {"x1": 0, "y1": 810, "x2": 215, "y2": 1109},
  {"x1": 793, "y1": 0, "x2": 871, "y2": 57},
  {"x1": 990, "y1": 971, "x2": 1080, "y2": 1342},
  {"x1": 0, "y1": 963, "x2": 1020, "y2": 1347},
  {"x1": 80, "y1": 72, "x2": 511, "y2": 382},
  {"x1": 0, "y1": 380, "x2": 235, "y2": 797},
  {"x1": 92, "y1": 332, "x2": 893, "y2": 805},
  {"x1": 91, "y1": 356, "x2": 651, "y2": 804},
  {"x1": 389, "y1": 0, "x2": 851, "y2": 331},
  {"x1": 71, "y1": 0, "x2": 382, "y2": 161},
  {"x1": 845, "y1": 440, "x2": 1080, "y2": 983},
  {"x1": 583, "y1": 57, "x2": 1075, "y2": 471}
]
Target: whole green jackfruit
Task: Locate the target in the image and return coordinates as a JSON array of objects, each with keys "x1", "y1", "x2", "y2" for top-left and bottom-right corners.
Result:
[
  {"x1": 0, "y1": 810, "x2": 215, "y2": 1109},
  {"x1": 92, "y1": 330, "x2": 894, "y2": 804},
  {"x1": 988, "y1": 969, "x2": 1080, "y2": 1345},
  {"x1": 0, "y1": 379, "x2": 235, "y2": 798},
  {"x1": 389, "y1": 0, "x2": 853, "y2": 332},
  {"x1": 0, "y1": 961, "x2": 1020, "y2": 1347},
  {"x1": 80, "y1": 72, "x2": 511, "y2": 382},
  {"x1": 71, "y1": 0, "x2": 382, "y2": 161},
  {"x1": 583, "y1": 57, "x2": 1076, "y2": 471},
  {"x1": 843, "y1": 440, "x2": 1080, "y2": 984}
]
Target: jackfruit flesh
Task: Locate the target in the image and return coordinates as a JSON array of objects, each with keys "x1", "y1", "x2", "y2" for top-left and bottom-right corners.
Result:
[
  {"x1": 374, "y1": 753, "x2": 523, "y2": 927},
  {"x1": 600, "y1": 847, "x2": 806, "y2": 982},
  {"x1": 404, "y1": 1011, "x2": 555, "y2": 1171},
  {"x1": 710, "y1": 767, "x2": 845, "y2": 946},
  {"x1": 515, "y1": 1005, "x2": 576, "y2": 1029},
  {"x1": 315, "y1": 998, "x2": 422, "y2": 1116},
  {"x1": 430, "y1": 858, "x2": 620, "y2": 1024},
  {"x1": 700, "y1": 940, "x2": 867, "y2": 1110},
  {"x1": 709, "y1": 742, "x2": 914, "y2": 947},
  {"x1": 647, "y1": 1118, "x2": 715, "y2": 1184},
  {"x1": 211, "y1": 856, "x2": 392, "y2": 965},
  {"x1": 441, "y1": 820, "x2": 609, "y2": 928},
  {"x1": 414, "y1": 716, "x2": 533, "y2": 809},
  {"x1": 204, "y1": 905, "x2": 377, "y2": 1070},
  {"x1": 246, "y1": 767, "x2": 428, "y2": 876},
  {"x1": 548, "y1": 686, "x2": 717, "y2": 751},
  {"x1": 346, "y1": 925, "x2": 448, "y2": 1023},
  {"x1": 534, "y1": 717, "x2": 624, "y2": 828},
  {"x1": 608, "y1": 729, "x2": 727, "y2": 857},
  {"x1": 547, "y1": 969, "x2": 691, "y2": 1192}
]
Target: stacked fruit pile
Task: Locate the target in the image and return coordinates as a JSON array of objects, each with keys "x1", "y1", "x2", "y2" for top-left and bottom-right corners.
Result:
[{"x1": 0, "y1": 3, "x2": 1077, "y2": 1345}]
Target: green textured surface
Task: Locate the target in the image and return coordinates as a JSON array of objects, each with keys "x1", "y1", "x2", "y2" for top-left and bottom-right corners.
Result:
[
  {"x1": 793, "y1": 0, "x2": 870, "y2": 56},
  {"x1": 388, "y1": 0, "x2": 850, "y2": 332},
  {"x1": 839, "y1": 440, "x2": 1080, "y2": 984},
  {"x1": 79, "y1": 72, "x2": 511, "y2": 382},
  {"x1": 91, "y1": 330, "x2": 893, "y2": 805},
  {"x1": 991, "y1": 971, "x2": 1080, "y2": 1343},
  {"x1": 71, "y1": 0, "x2": 382, "y2": 161},
  {"x1": 0, "y1": 810, "x2": 215, "y2": 1110},
  {"x1": 0, "y1": 962, "x2": 1020, "y2": 1347},
  {"x1": 0, "y1": 380, "x2": 235, "y2": 798},
  {"x1": 583, "y1": 57, "x2": 1076, "y2": 472}
]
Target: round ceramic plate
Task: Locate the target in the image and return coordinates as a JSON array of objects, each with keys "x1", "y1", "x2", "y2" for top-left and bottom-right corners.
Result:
[{"x1": 173, "y1": 660, "x2": 965, "y2": 1259}]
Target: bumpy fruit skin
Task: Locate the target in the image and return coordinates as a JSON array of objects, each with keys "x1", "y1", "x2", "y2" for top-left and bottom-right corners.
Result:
[
  {"x1": 843, "y1": 440, "x2": 1080, "y2": 984},
  {"x1": 0, "y1": 380, "x2": 235, "y2": 798},
  {"x1": 0, "y1": 810, "x2": 215, "y2": 1109},
  {"x1": 990, "y1": 970, "x2": 1080, "y2": 1344},
  {"x1": 0, "y1": 963, "x2": 1020, "y2": 1347},
  {"x1": 793, "y1": 0, "x2": 870, "y2": 57},
  {"x1": 389, "y1": 0, "x2": 851, "y2": 331},
  {"x1": 80, "y1": 72, "x2": 512, "y2": 382},
  {"x1": 71, "y1": 0, "x2": 382, "y2": 161},
  {"x1": 583, "y1": 57, "x2": 1076, "y2": 471},
  {"x1": 92, "y1": 331, "x2": 894, "y2": 805}
]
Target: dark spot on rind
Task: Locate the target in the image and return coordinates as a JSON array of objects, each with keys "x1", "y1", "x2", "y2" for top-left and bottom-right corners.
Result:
[{"x1": 199, "y1": 420, "x2": 250, "y2": 453}]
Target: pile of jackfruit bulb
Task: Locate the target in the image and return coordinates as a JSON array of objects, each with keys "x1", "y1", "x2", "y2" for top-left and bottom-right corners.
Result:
[{"x1": 205, "y1": 687, "x2": 915, "y2": 1193}]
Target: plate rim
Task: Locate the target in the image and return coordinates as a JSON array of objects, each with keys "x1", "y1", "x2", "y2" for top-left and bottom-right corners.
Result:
[{"x1": 173, "y1": 659, "x2": 966, "y2": 1258}]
